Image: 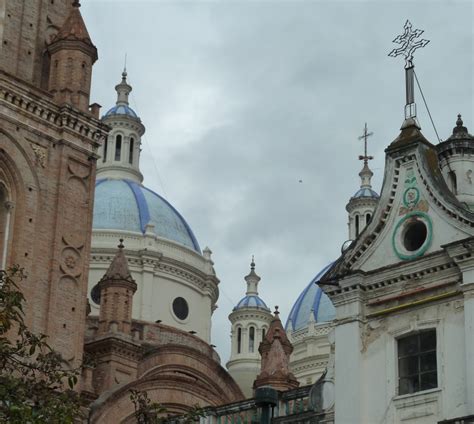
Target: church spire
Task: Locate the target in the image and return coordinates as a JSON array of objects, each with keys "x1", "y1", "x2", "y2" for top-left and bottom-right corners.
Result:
[
  {"x1": 245, "y1": 256, "x2": 261, "y2": 296},
  {"x1": 358, "y1": 123, "x2": 374, "y2": 190},
  {"x1": 345, "y1": 124, "x2": 379, "y2": 240},
  {"x1": 115, "y1": 69, "x2": 132, "y2": 106}
]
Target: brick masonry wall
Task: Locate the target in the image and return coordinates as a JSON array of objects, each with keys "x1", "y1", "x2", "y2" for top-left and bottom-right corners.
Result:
[{"x1": 0, "y1": 0, "x2": 73, "y2": 88}]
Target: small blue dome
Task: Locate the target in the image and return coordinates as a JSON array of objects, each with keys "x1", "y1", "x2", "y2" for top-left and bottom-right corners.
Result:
[
  {"x1": 234, "y1": 295, "x2": 270, "y2": 312},
  {"x1": 103, "y1": 104, "x2": 138, "y2": 119},
  {"x1": 352, "y1": 187, "x2": 379, "y2": 199},
  {"x1": 93, "y1": 179, "x2": 200, "y2": 253},
  {"x1": 285, "y1": 263, "x2": 335, "y2": 331}
]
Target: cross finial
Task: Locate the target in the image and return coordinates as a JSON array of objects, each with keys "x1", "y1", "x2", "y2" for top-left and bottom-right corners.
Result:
[
  {"x1": 388, "y1": 20, "x2": 429, "y2": 69},
  {"x1": 274, "y1": 305, "x2": 279, "y2": 315},
  {"x1": 358, "y1": 123, "x2": 374, "y2": 164}
]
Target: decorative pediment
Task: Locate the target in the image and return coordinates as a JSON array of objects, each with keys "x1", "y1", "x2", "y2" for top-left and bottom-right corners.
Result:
[{"x1": 322, "y1": 124, "x2": 474, "y2": 284}]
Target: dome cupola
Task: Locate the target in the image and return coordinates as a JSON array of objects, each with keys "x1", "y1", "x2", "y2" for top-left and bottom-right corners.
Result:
[
  {"x1": 226, "y1": 258, "x2": 273, "y2": 397},
  {"x1": 233, "y1": 257, "x2": 270, "y2": 312},
  {"x1": 98, "y1": 70, "x2": 145, "y2": 183},
  {"x1": 346, "y1": 123, "x2": 379, "y2": 240}
]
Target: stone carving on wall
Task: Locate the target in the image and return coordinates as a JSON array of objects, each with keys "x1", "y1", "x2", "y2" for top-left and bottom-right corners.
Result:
[{"x1": 30, "y1": 143, "x2": 47, "y2": 168}]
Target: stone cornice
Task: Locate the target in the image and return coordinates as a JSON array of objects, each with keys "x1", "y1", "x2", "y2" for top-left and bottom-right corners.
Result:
[
  {"x1": 325, "y1": 251, "x2": 459, "y2": 297},
  {"x1": 229, "y1": 309, "x2": 273, "y2": 324},
  {"x1": 0, "y1": 70, "x2": 108, "y2": 153},
  {"x1": 85, "y1": 334, "x2": 143, "y2": 361},
  {"x1": 90, "y1": 245, "x2": 219, "y2": 303}
]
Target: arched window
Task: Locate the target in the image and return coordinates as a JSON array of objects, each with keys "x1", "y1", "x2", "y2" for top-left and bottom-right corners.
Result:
[
  {"x1": 237, "y1": 328, "x2": 242, "y2": 354},
  {"x1": 262, "y1": 328, "x2": 266, "y2": 341},
  {"x1": 355, "y1": 214, "x2": 360, "y2": 237},
  {"x1": 366, "y1": 213, "x2": 371, "y2": 225},
  {"x1": 448, "y1": 170, "x2": 457, "y2": 194},
  {"x1": 0, "y1": 185, "x2": 13, "y2": 269},
  {"x1": 129, "y1": 137, "x2": 134, "y2": 165},
  {"x1": 249, "y1": 326, "x2": 255, "y2": 353},
  {"x1": 102, "y1": 137, "x2": 108, "y2": 162},
  {"x1": 115, "y1": 135, "x2": 122, "y2": 161}
]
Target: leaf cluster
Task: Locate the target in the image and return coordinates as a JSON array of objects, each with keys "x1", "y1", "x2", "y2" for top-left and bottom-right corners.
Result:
[{"x1": 0, "y1": 266, "x2": 83, "y2": 423}]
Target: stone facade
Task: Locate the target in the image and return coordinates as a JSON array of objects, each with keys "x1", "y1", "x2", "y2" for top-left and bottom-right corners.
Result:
[
  {"x1": 0, "y1": 1, "x2": 108, "y2": 369},
  {"x1": 321, "y1": 117, "x2": 474, "y2": 423}
]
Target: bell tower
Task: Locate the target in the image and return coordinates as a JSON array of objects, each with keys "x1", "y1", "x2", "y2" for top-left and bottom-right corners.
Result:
[
  {"x1": 227, "y1": 258, "x2": 273, "y2": 397},
  {"x1": 346, "y1": 123, "x2": 379, "y2": 240},
  {"x1": 47, "y1": 1, "x2": 98, "y2": 112}
]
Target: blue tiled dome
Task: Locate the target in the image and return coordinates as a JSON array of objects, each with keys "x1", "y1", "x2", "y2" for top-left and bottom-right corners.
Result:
[
  {"x1": 285, "y1": 263, "x2": 335, "y2": 331},
  {"x1": 103, "y1": 104, "x2": 138, "y2": 119},
  {"x1": 93, "y1": 179, "x2": 200, "y2": 252},
  {"x1": 234, "y1": 295, "x2": 270, "y2": 312},
  {"x1": 352, "y1": 187, "x2": 379, "y2": 199}
]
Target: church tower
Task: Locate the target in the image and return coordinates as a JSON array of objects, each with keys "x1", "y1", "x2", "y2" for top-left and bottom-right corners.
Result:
[
  {"x1": 0, "y1": 0, "x2": 108, "y2": 369},
  {"x1": 346, "y1": 124, "x2": 379, "y2": 240},
  {"x1": 227, "y1": 258, "x2": 273, "y2": 397},
  {"x1": 89, "y1": 71, "x2": 219, "y2": 342},
  {"x1": 437, "y1": 115, "x2": 474, "y2": 209},
  {"x1": 46, "y1": 1, "x2": 98, "y2": 112}
]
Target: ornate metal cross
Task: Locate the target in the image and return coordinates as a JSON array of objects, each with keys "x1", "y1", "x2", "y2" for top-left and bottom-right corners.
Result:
[
  {"x1": 358, "y1": 123, "x2": 374, "y2": 163},
  {"x1": 388, "y1": 20, "x2": 429, "y2": 69}
]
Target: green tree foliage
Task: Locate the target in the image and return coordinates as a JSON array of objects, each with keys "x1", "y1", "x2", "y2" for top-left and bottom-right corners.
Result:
[
  {"x1": 130, "y1": 389, "x2": 205, "y2": 424},
  {"x1": 0, "y1": 266, "x2": 83, "y2": 423}
]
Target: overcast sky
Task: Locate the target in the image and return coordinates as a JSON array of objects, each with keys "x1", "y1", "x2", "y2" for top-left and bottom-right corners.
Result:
[{"x1": 82, "y1": 0, "x2": 473, "y2": 363}]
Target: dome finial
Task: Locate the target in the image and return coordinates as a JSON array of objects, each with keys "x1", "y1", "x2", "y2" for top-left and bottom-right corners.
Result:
[
  {"x1": 453, "y1": 113, "x2": 468, "y2": 135},
  {"x1": 122, "y1": 53, "x2": 128, "y2": 81},
  {"x1": 250, "y1": 255, "x2": 255, "y2": 271},
  {"x1": 114, "y1": 66, "x2": 132, "y2": 106}
]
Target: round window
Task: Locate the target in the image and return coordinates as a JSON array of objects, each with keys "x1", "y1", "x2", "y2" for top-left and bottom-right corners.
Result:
[
  {"x1": 402, "y1": 219, "x2": 427, "y2": 251},
  {"x1": 392, "y1": 212, "x2": 432, "y2": 260},
  {"x1": 172, "y1": 297, "x2": 189, "y2": 320}
]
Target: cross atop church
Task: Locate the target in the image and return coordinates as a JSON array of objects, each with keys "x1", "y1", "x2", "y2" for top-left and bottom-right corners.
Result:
[
  {"x1": 358, "y1": 123, "x2": 374, "y2": 163},
  {"x1": 388, "y1": 20, "x2": 429, "y2": 69},
  {"x1": 388, "y1": 20, "x2": 429, "y2": 120}
]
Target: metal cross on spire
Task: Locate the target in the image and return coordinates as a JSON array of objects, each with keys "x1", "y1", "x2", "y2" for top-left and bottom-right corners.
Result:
[
  {"x1": 358, "y1": 123, "x2": 374, "y2": 164},
  {"x1": 388, "y1": 20, "x2": 429, "y2": 121},
  {"x1": 388, "y1": 20, "x2": 429, "y2": 69}
]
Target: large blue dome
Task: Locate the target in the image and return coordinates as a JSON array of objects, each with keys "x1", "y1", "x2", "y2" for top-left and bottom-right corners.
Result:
[
  {"x1": 93, "y1": 179, "x2": 200, "y2": 252},
  {"x1": 285, "y1": 263, "x2": 335, "y2": 331}
]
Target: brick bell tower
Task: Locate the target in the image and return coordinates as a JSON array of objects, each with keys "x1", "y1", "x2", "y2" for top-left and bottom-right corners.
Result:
[
  {"x1": 47, "y1": 0, "x2": 98, "y2": 112},
  {"x1": 0, "y1": 0, "x2": 108, "y2": 376},
  {"x1": 85, "y1": 240, "x2": 141, "y2": 395}
]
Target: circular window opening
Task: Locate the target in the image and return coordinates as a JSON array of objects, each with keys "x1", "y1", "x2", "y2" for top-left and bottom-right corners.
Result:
[
  {"x1": 403, "y1": 219, "x2": 427, "y2": 251},
  {"x1": 172, "y1": 297, "x2": 189, "y2": 320}
]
